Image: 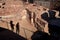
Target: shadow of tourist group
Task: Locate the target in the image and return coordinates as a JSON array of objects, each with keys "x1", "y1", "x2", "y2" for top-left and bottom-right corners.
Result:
[{"x1": 10, "y1": 21, "x2": 20, "y2": 34}]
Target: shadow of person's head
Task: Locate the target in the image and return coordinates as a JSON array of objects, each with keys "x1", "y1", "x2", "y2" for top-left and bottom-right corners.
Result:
[
  {"x1": 31, "y1": 31, "x2": 50, "y2": 40},
  {"x1": 10, "y1": 21, "x2": 13, "y2": 23}
]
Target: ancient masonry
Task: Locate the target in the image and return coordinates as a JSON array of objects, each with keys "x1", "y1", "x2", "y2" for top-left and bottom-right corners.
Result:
[{"x1": 0, "y1": 0, "x2": 49, "y2": 40}]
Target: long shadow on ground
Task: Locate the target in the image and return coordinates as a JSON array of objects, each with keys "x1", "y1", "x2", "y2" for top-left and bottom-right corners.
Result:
[{"x1": 0, "y1": 27, "x2": 27, "y2": 40}]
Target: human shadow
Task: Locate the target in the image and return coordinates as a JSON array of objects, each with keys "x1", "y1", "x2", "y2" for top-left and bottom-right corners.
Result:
[
  {"x1": 31, "y1": 31, "x2": 50, "y2": 40},
  {"x1": 16, "y1": 22, "x2": 20, "y2": 34},
  {"x1": 0, "y1": 27, "x2": 27, "y2": 40},
  {"x1": 10, "y1": 21, "x2": 14, "y2": 31},
  {"x1": 48, "y1": 24, "x2": 60, "y2": 40}
]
